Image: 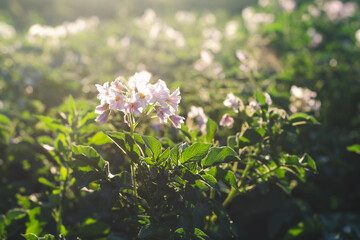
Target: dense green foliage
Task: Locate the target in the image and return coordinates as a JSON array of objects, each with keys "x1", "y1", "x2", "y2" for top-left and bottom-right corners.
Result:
[{"x1": 1, "y1": 0, "x2": 360, "y2": 239}]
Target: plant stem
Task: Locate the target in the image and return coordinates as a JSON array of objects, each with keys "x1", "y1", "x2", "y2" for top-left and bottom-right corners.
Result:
[
  {"x1": 129, "y1": 117, "x2": 138, "y2": 206},
  {"x1": 222, "y1": 159, "x2": 251, "y2": 207}
]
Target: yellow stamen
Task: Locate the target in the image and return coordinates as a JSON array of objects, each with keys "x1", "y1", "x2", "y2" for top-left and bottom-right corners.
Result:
[
  {"x1": 115, "y1": 97, "x2": 121, "y2": 101},
  {"x1": 139, "y1": 93, "x2": 146, "y2": 99}
]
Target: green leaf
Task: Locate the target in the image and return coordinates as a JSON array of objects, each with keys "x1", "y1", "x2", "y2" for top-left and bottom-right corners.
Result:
[
  {"x1": 201, "y1": 174, "x2": 220, "y2": 192},
  {"x1": 158, "y1": 147, "x2": 170, "y2": 164},
  {"x1": 22, "y1": 233, "x2": 38, "y2": 240},
  {"x1": 202, "y1": 147, "x2": 239, "y2": 167},
  {"x1": 180, "y1": 143, "x2": 211, "y2": 163},
  {"x1": 227, "y1": 136, "x2": 237, "y2": 150},
  {"x1": 43, "y1": 234, "x2": 55, "y2": 240},
  {"x1": 238, "y1": 128, "x2": 262, "y2": 147},
  {"x1": 300, "y1": 154, "x2": 316, "y2": 171},
  {"x1": 55, "y1": 133, "x2": 68, "y2": 154},
  {"x1": 0, "y1": 215, "x2": 6, "y2": 237},
  {"x1": 194, "y1": 228, "x2": 209, "y2": 239},
  {"x1": 170, "y1": 143, "x2": 188, "y2": 165},
  {"x1": 87, "y1": 132, "x2": 111, "y2": 145},
  {"x1": 288, "y1": 113, "x2": 319, "y2": 126},
  {"x1": 78, "y1": 171, "x2": 104, "y2": 189},
  {"x1": 207, "y1": 167, "x2": 239, "y2": 190},
  {"x1": 0, "y1": 114, "x2": 10, "y2": 125},
  {"x1": 106, "y1": 131, "x2": 140, "y2": 161},
  {"x1": 72, "y1": 145, "x2": 106, "y2": 170},
  {"x1": 142, "y1": 136, "x2": 162, "y2": 160},
  {"x1": 79, "y1": 218, "x2": 110, "y2": 239},
  {"x1": 38, "y1": 177, "x2": 57, "y2": 189},
  {"x1": 138, "y1": 223, "x2": 169, "y2": 239},
  {"x1": 67, "y1": 95, "x2": 77, "y2": 117},
  {"x1": 25, "y1": 207, "x2": 47, "y2": 235},
  {"x1": 5, "y1": 208, "x2": 27, "y2": 225},
  {"x1": 205, "y1": 118, "x2": 217, "y2": 143},
  {"x1": 347, "y1": 144, "x2": 360, "y2": 154},
  {"x1": 37, "y1": 115, "x2": 70, "y2": 133},
  {"x1": 255, "y1": 90, "x2": 266, "y2": 105}
]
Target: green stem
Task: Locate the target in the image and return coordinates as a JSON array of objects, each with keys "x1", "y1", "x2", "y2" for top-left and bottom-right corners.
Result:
[
  {"x1": 57, "y1": 165, "x2": 69, "y2": 235},
  {"x1": 222, "y1": 159, "x2": 251, "y2": 207},
  {"x1": 129, "y1": 116, "x2": 138, "y2": 206}
]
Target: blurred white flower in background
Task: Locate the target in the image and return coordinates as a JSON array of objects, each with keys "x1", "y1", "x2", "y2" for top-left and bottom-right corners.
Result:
[
  {"x1": 258, "y1": 0, "x2": 271, "y2": 7},
  {"x1": 279, "y1": 0, "x2": 296, "y2": 12},
  {"x1": 27, "y1": 16, "x2": 99, "y2": 41},
  {"x1": 224, "y1": 20, "x2": 239, "y2": 40},
  {"x1": 355, "y1": 29, "x2": 360, "y2": 43},
  {"x1": 290, "y1": 86, "x2": 321, "y2": 113},
  {"x1": 307, "y1": 5, "x2": 321, "y2": 17},
  {"x1": 187, "y1": 106, "x2": 208, "y2": 134},
  {"x1": 242, "y1": 7, "x2": 274, "y2": 32},
  {"x1": 323, "y1": 1, "x2": 357, "y2": 21},
  {"x1": 199, "y1": 13, "x2": 216, "y2": 25},
  {"x1": 307, "y1": 28, "x2": 323, "y2": 48},
  {"x1": 135, "y1": 9, "x2": 186, "y2": 48},
  {"x1": 0, "y1": 22, "x2": 16, "y2": 39},
  {"x1": 175, "y1": 11, "x2": 196, "y2": 24}
]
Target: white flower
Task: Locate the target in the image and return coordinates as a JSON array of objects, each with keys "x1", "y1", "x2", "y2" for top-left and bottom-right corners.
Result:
[
  {"x1": 166, "y1": 87, "x2": 181, "y2": 112},
  {"x1": 264, "y1": 93, "x2": 272, "y2": 105},
  {"x1": 187, "y1": 106, "x2": 208, "y2": 134},
  {"x1": 220, "y1": 114, "x2": 234, "y2": 128},
  {"x1": 148, "y1": 80, "x2": 170, "y2": 106},
  {"x1": 223, "y1": 93, "x2": 241, "y2": 112},
  {"x1": 169, "y1": 115, "x2": 185, "y2": 128},
  {"x1": 156, "y1": 107, "x2": 171, "y2": 123}
]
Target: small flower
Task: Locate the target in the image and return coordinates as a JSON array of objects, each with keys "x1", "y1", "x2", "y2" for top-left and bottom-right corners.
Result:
[
  {"x1": 156, "y1": 107, "x2": 171, "y2": 123},
  {"x1": 95, "y1": 111, "x2": 109, "y2": 125},
  {"x1": 96, "y1": 82, "x2": 111, "y2": 104},
  {"x1": 124, "y1": 96, "x2": 143, "y2": 116},
  {"x1": 223, "y1": 93, "x2": 241, "y2": 112},
  {"x1": 111, "y1": 77, "x2": 128, "y2": 92},
  {"x1": 108, "y1": 90, "x2": 125, "y2": 111},
  {"x1": 95, "y1": 102, "x2": 109, "y2": 114},
  {"x1": 128, "y1": 71, "x2": 152, "y2": 92},
  {"x1": 220, "y1": 114, "x2": 234, "y2": 128},
  {"x1": 187, "y1": 106, "x2": 208, "y2": 134},
  {"x1": 249, "y1": 101, "x2": 259, "y2": 111},
  {"x1": 166, "y1": 87, "x2": 181, "y2": 112},
  {"x1": 264, "y1": 93, "x2": 272, "y2": 105},
  {"x1": 169, "y1": 115, "x2": 185, "y2": 128},
  {"x1": 148, "y1": 80, "x2": 170, "y2": 106}
]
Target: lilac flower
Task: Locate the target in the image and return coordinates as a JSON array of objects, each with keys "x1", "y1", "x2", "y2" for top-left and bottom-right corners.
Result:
[
  {"x1": 95, "y1": 102, "x2": 109, "y2": 114},
  {"x1": 124, "y1": 96, "x2": 143, "y2": 117},
  {"x1": 148, "y1": 80, "x2": 170, "y2": 106},
  {"x1": 111, "y1": 77, "x2": 128, "y2": 92},
  {"x1": 128, "y1": 71, "x2": 152, "y2": 92},
  {"x1": 249, "y1": 101, "x2": 259, "y2": 111},
  {"x1": 187, "y1": 106, "x2": 208, "y2": 134},
  {"x1": 96, "y1": 82, "x2": 111, "y2": 104},
  {"x1": 220, "y1": 114, "x2": 234, "y2": 128},
  {"x1": 264, "y1": 93, "x2": 272, "y2": 105},
  {"x1": 108, "y1": 90, "x2": 125, "y2": 111},
  {"x1": 169, "y1": 115, "x2": 185, "y2": 128},
  {"x1": 156, "y1": 107, "x2": 171, "y2": 123},
  {"x1": 95, "y1": 111, "x2": 109, "y2": 125},
  {"x1": 166, "y1": 87, "x2": 181, "y2": 112},
  {"x1": 95, "y1": 72, "x2": 184, "y2": 129},
  {"x1": 223, "y1": 93, "x2": 241, "y2": 112}
]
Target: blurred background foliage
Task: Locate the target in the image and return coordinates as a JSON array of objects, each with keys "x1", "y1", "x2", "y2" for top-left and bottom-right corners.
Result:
[{"x1": 0, "y1": 0, "x2": 360, "y2": 239}]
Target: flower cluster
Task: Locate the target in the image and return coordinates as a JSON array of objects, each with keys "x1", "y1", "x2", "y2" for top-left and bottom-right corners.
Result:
[
  {"x1": 95, "y1": 71, "x2": 184, "y2": 128},
  {"x1": 221, "y1": 92, "x2": 272, "y2": 127},
  {"x1": 187, "y1": 106, "x2": 208, "y2": 134},
  {"x1": 289, "y1": 86, "x2": 321, "y2": 113}
]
